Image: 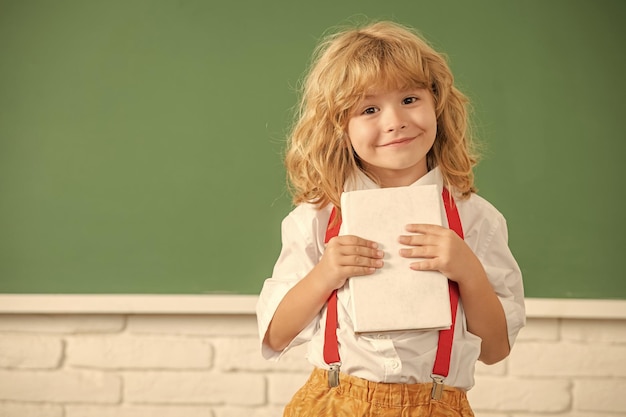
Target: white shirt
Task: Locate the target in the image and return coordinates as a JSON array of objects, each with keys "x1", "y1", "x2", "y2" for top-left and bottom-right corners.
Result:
[{"x1": 256, "y1": 167, "x2": 525, "y2": 390}]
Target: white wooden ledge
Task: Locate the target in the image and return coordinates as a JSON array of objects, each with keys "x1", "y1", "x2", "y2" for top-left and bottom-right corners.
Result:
[{"x1": 0, "y1": 295, "x2": 625, "y2": 319}]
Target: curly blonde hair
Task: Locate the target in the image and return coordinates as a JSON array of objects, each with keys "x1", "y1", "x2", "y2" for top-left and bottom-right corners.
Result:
[{"x1": 285, "y1": 20, "x2": 479, "y2": 215}]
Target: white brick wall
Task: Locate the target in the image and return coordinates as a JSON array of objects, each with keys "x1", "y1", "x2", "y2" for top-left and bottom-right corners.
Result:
[{"x1": 0, "y1": 312, "x2": 625, "y2": 417}]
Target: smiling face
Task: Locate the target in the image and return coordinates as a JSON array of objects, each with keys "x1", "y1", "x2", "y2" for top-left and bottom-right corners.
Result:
[{"x1": 346, "y1": 88, "x2": 437, "y2": 188}]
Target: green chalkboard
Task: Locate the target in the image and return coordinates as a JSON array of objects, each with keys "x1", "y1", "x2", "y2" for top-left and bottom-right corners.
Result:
[{"x1": 1, "y1": 0, "x2": 625, "y2": 298}]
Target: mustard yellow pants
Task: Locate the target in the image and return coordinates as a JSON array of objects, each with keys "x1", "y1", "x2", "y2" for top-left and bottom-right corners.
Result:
[{"x1": 284, "y1": 368, "x2": 475, "y2": 417}]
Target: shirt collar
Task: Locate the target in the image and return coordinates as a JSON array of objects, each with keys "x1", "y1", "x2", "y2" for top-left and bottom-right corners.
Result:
[{"x1": 346, "y1": 167, "x2": 444, "y2": 193}]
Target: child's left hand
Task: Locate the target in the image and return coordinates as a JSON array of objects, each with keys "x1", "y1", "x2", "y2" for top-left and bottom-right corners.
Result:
[{"x1": 398, "y1": 224, "x2": 482, "y2": 285}]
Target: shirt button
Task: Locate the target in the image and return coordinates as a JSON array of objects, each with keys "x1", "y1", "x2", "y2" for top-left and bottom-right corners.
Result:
[{"x1": 387, "y1": 359, "x2": 399, "y2": 369}]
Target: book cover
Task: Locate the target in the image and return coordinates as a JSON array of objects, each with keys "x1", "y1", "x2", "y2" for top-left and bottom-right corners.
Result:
[{"x1": 340, "y1": 184, "x2": 451, "y2": 333}]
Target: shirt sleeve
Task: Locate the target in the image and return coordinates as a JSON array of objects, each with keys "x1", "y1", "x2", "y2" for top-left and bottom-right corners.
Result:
[
  {"x1": 255, "y1": 204, "x2": 330, "y2": 361},
  {"x1": 477, "y1": 214, "x2": 527, "y2": 349}
]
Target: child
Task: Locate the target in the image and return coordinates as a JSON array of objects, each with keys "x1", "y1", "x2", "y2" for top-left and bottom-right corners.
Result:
[{"x1": 256, "y1": 20, "x2": 525, "y2": 417}]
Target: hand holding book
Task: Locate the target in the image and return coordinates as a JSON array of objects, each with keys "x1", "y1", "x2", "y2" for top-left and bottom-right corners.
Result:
[
  {"x1": 399, "y1": 223, "x2": 484, "y2": 286},
  {"x1": 316, "y1": 235, "x2": 385, "y2": 293}
]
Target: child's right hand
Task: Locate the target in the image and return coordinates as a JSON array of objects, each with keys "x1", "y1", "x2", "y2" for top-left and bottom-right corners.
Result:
[{"x1": 316, "y1": 235, "x2": 384, "y2": 291}]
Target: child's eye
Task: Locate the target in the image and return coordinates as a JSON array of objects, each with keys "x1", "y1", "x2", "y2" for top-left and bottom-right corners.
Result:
[
  {"x1": 403, "y1": 96, "x2": 419, "y2": 105},
  {"x1": 362, "y1": 106, "x2": 378, "y2": 115}
]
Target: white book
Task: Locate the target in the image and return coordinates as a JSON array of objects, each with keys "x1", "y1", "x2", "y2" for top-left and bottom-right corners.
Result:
[{"x1": 340, "y1": 184, "x2": 451, "y2": 333}]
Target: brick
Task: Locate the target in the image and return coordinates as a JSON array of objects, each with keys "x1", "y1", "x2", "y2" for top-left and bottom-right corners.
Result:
[
  {"x1": 67, "y1": 335, "x2": 212, "y2": 369},
  {"x1": 0, "y1": 314, "x2": 124, "y2": 333},
  {"x1": 574, "y1": 378, "x2": 626, "y2": 413},
  {"x1": 0, "y1": 370, "x2": 121, "y2": 403},
  {"x1": 125, "y1": 371, "x2": 265, "y2": 405},
  {"x1": 267, "y1": 372, "x2": 310, "y2": 405},
  {"x1": 213, "y1": 337, "x2": 310, "y2": 372},
  {"x1": 511, "y1": 413, "x2": 625, "y2": 417},
  {"x1": 471, "y1": 413, "x2": 508, "y2": 417},
  {"x1": 0, "y1": 335, "x2": 62, "y2": 369},
  {"x1": 0, "y1": 403, "x2": 63, "y2": 417},
  {"x1": 468, "y1": 377, "x2": 571, "y2": 413},
  {"x1": 562, "y1": 319, "x2": 626, "y2": 344},
  {"x1": 213, "y1": 406, "x2": 286, "y2": 417},
  {"x1": 508, "y1": 414, "x2": 557, "y2": 417},
  {"x1": 509, "y1": 342, "x2": 626, "y2": 377},
  {"x1": 127, "y1": 315, "x2": 257, "y2": 336},
  {"x1": 66, "y1": 405, "x2": 215, "y2": 417},
  {"x1": 515, "y1": 318, "x2": 559, "y2": 342}
]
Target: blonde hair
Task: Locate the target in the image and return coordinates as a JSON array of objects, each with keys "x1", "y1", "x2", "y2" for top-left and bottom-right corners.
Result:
[{"x1": 285, "y1": 20, "x2": 479, "y2": 214}]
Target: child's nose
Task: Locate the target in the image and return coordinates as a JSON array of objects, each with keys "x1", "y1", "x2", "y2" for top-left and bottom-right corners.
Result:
[{"x1": 384, "y1": 108, "x2": 407, "y2": 132}]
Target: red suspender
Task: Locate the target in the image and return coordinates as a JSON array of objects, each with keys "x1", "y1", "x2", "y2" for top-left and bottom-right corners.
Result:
[
  {"x1": 431, "y1": 187, "x2": 463, "y2": 398},
  {"x1": 323, "y1": 208, "x2": 342, "y2": 366},
  {"x1": 322, "y1": 187, "x2": 463, "y2": 396},
  {"x1": 433, "y1": 188, "x2": 463, "y2": 377}
]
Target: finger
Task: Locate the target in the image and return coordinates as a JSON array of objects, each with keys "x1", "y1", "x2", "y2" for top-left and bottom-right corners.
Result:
[
  {"x1": 342, "y1": 254, "x2": 384, "y2": 269},
  {"x1": 409, "y1": 259, "x2": 437, "y2": 271},
  {"x1": 398, "y1": 234, "x2": 428, "y2": 246},
  {"x1": 404, "y1": 224, "x2": 445, "y2": 234},
  {"x1": 399, "y1": 246, "x2": 433, "y2": 258},
  {"x1": 398, "y1": 232, "x2": 440, "y2": 247},
  {"x1": 333, "y1": 235, "x2": 379, "y2": 249},
  {"x1": 346, "y1": 266, "x2": 378, "y2": 276},
  {"x1": 341, "y1": 245, "x2": 385, "y2": 259}
]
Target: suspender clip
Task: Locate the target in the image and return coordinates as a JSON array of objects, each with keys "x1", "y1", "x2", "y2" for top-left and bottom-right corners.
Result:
[
  {"x1": 328, "y1": 363, "x2": 341, "y2": 388},
  {"x1": 431, "y1": 374, "x2": 445, "y2": 400}
]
